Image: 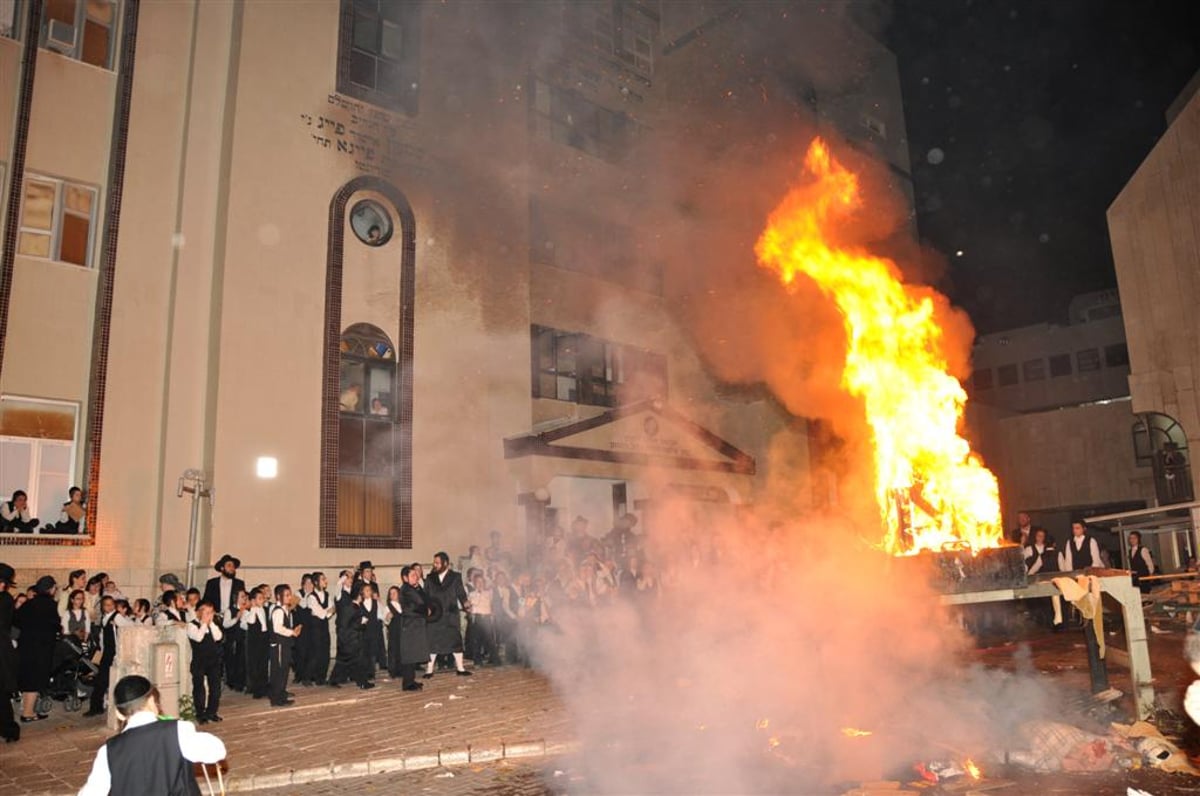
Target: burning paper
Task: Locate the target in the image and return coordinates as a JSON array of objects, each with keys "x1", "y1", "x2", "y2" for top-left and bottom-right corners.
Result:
[{"x1": 755, "y1": 138, "x2": 1002, "y2": 555}]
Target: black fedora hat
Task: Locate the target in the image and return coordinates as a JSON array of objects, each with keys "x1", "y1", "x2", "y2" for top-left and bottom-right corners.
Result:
[
  {"x1": 358, "y1": 560, "x2": 374, "y2": 570},
  {"x1": 214, "y1": 554, "x2": 241, "y2": 572}
]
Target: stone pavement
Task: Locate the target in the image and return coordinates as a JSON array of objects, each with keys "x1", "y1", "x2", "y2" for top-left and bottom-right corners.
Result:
[
  {"x1": 0, "y1": 666, "x2": 572, "y2": 795},
  {"x1": 251, "y1": 759, "x2": 564, "y2": 796}
]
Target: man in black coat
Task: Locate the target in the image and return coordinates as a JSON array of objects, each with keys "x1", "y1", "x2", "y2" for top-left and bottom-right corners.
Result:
[
  {"x1": 397, "y1": 566, "x2": 431, "y2": 691},
  {"x1": 328, "y1": 583, "x2": 374, "y2": 690},
  {"x1": 423, "y1": 552, "x2": 471, "y2": 677},
  {"x1": 202, "y1": 554, "x2": 245, "y2": 616},
  {"x1": 0, "y1": 563, "x2": 19, "y2": 742}
]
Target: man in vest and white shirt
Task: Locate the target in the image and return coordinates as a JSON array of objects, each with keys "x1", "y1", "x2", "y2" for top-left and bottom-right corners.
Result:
[{"x1": 1060, "y1": 519, "x2": 1103, "y2": 572}]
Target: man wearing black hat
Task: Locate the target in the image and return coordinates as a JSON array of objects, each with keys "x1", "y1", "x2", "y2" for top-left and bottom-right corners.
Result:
[
  {"x1": 78, "y1": 674, "x2": 226, "y2": 795},
  {"x1": 203, "y1": 554, "x2": 245, "y2": 617},
  {"x1": 0, "y1": 563, "x2": 19, "y2": 742},
  {"x1": 424, "y1": 552, "x2": 472, "y2": 678}
]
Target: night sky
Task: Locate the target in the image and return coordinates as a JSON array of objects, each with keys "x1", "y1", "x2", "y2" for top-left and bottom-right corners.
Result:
[{"x1": 887, "y1": 0, "x2": 1200, "y2": 334}]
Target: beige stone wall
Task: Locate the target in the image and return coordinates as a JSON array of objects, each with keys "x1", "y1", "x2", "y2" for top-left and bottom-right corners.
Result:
[
  {"x1": 967, "y1": 399, "x2": 1156, "y2": 525},
  {"x1": 1108, "y1": 88, "x2": 1200, "y2": 499}
]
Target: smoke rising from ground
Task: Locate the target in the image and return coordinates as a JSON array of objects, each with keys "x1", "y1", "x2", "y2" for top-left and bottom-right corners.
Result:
[{"x1": 390, "y1": 2, "x2": 1055, "y2": 789}]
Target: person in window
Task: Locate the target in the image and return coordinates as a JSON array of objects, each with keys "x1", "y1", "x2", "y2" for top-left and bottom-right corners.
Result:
[
  {"x1": 370, "y1": 397, "x2": 389, "y2": 416},
  {"x1": 339, "y1": 383, "x2": 362, "y2": 412},
  {"x1": 0, "y1": 491, "x2": 39, "y2": 534},
  {"x1": 41, "y1": 487, "x2": 85, "y2": 534}
]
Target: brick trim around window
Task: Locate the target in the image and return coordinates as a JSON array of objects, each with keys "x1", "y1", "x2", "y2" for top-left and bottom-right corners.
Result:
[{"x1": 320, "y1": 177, "x2": 415, "y2": 549}]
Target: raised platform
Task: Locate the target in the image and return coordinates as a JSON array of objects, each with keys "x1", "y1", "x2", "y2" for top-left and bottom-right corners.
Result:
[{"x1": 940, "y1": 569, "x2": 1155, "y2": 719}]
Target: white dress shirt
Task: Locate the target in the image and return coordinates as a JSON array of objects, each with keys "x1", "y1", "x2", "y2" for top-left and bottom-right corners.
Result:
[
  {"x1": 240, "y1": 604, "x2": 266, "y2": 630},
  {"x1": 270, "y1": 606, "x2": 299, "y2": 636},
  {"x1": 1060, "y1": 535, "x2": 1103, "y2": 571},
  {"x1": 306, "y1": 590, "x2": 332, "y2": 620},
  {"x1": 78, "y1": 711, "x2": 226, "y2": 796},
  {"x1": 186, "y1": 620, "x2": 224, "y2": 644}
]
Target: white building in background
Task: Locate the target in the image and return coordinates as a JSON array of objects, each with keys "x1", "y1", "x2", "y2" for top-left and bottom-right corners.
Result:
[{"x1": 0, "y1": 1, "x2": 911, "y2": 591}]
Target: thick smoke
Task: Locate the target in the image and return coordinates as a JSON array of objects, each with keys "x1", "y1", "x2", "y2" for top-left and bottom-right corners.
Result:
[{"x1": 389, "y1": 1, "x2": 1058, "y2": 790}]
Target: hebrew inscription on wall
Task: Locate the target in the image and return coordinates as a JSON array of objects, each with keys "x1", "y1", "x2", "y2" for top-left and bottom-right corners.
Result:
[{"x1": 300, "y1": 94, "x2": 428, "y2": 176}]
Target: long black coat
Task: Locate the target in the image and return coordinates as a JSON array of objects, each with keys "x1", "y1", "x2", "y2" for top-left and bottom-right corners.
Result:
[
  {"x1": 398, "y1": 583, "x2": 432, "y2": 664},
  {"x1": 14, "y1": 593, "x2": 59, "y2": 692},
  {"x1": 203, "y1": 575, "x2": 246, "y2": 615},
  {"x1": 425, "y1": 570, "x2": 467, "y2": 654},
  {"x1": 0, "y1": 590, "x2": 16, "y2": 693}
]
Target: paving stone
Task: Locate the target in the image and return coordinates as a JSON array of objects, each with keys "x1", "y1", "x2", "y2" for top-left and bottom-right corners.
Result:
[{"x1": 0, "y1": 666, "x2": 569, "y2": 794}]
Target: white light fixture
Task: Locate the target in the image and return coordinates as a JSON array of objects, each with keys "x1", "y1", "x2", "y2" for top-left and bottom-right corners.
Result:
[{"x1": 255, "y1": 456, "x2": 278, "y2": 479}]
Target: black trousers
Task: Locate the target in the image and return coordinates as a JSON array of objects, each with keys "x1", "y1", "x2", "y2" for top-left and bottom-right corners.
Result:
[
  {"x1": 292, "y1": 614, "x2": 309, "y2": 680},
  {"x1": 304, "y1": 619, "x2": 331, "y2": 683},
  {"x1": 268, "y1": 641, "x2": 292, "y2": 704},
  {"x1": 467, "y1": 615, "x2": 499, "y2": 665},
  {"x1": 400, "y1": 662, "x2": 417, "y2": 687},
  {"x1": 191, "y1": 658, "x2": 222, "y2": 717},
  {"x1": 246, "y1": 633, "x2": 268, "y2": 698},
  {"x1": 223, "y1": 628, "x2": 246, "y2": 691},
  {"x1": 330, "y1": 639, "x2": 370, "y2": 686},
  {"x1": 0, "y1": 689, "x2": 18, "y2": 740},
  {"x1": 89, "y1": 658, "x2": 112, "y2": 713}
]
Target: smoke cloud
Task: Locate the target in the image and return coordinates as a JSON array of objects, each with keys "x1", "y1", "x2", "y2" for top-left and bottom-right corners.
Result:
[{"x1": 380, "y1": 2, "x2": 1061, "y2": 790}]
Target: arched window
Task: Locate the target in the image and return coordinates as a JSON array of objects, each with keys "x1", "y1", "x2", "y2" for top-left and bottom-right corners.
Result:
[
  {"x1": 337, "y1": 324, "x2": 396, "y2": 535},
  {"x1": 1132, "y1": 412, "x2": 1193, "y2": 505},
  {"x1": 321, "y1": 177, "x2": 414, "y2": 548}
]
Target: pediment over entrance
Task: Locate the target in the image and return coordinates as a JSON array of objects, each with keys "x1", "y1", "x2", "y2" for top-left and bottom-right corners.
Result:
[{"x1": 504, "y1": 400, "x2": 755, "y2": 474}]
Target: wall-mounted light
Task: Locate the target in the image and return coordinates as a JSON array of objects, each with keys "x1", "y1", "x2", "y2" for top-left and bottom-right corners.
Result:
[{"x1": 256, "y1": 456, "x2": 278, "y2": 479}]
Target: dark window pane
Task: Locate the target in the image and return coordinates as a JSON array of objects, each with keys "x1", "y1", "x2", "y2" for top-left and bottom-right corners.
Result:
[
  {"x1": 972, "y1": 368, "x2": 993, "y2": 390},
  {"x1": 81, "y1": 19, "x2": 110, "y2": 68},
  {"x1": 997, "y1": 364, "x2": 1019, "y2": 386},
  {"x1": 338, "y1": 416, "x2": 364, "y2": 472},
  {"x1": 1105, "y1": 343, "x2": 1130, "y2": 368},
  {"x1": 380, "y1": 0, "x2": 405, "y2": 24},
  {"x1": 348, "y1": 49, "x2": 376, "y2": 89},
  {"x1": 1049, "y1": 354, "x2": 1072, "y2": 378},
  {"x1": 376, "y1": 59, "x2": 405, "y2": 99},
  {"x1": 59, "y1": 212, "x2": 89, "y2": 266},
  {"x1": 1022, "y1": 359, "x2": 1045, "y2": 382},
  {"x1": 363, "y1": 420, "x2": 392, "y2": 474},
  {"x1": 380, "y1": 20, "x2": 403, "y2": 59},
  {"x1": 1077, "y1": 349, "x2": 1101, "y2": 372},
  {"x1": 352, "y1": 12, "x2": 380, "y2": 53}
]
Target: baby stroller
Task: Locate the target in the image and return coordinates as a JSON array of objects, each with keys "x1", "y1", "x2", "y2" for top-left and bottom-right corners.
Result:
[{"x1": 35, "y1": 635, "x2": 97, "y2": 714}]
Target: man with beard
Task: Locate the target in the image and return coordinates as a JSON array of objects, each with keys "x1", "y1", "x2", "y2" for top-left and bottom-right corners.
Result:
[
  {"x1": 328, "y1": 582, "x2": 374, "y2": 690},
  {"x1": 397, "y1": 566, "x2": 431, "y2": 691},
  {"x1": 424, "y1": 552, "x2": 472, "y2": 678},
  {"x1": 203, "y1": 554, "x2": 245, "y2": 617}
]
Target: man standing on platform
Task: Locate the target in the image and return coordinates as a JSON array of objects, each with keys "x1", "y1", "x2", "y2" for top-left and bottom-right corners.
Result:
[
  {"x1": 203, "y1": 554, "x2": 244, "y2": 617},
  {"x1": 424, "y1": 552, "x2": 472, "y2": 678},
  {"x1": 1060, "y1": 519, "x2": 1103, "y2": 572},
  {"x1": 1129, "y1": 531, "x2": 1157, "y2": 593}
]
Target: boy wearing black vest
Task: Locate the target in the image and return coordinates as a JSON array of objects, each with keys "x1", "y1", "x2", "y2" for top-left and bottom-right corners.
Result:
[
  {"x1": 268, "y1": 584, "x2": 302, "y2": 707},
  {"x1": 186, "y1": 601, "x2": 224, "y2": 723},
  {"x1": 240, "y1": 586, "x2": 270, "y2": 699},
  {"x1": 303, "y1": 572, "x2": 333, "y2": 685},
  {"x1": 1060, "y1": 520, "x2": 1103, "y2": 572},
  {"x1": 1129, "y1": 531, "x2": 1157, "y2": 593},
  {"x1": 78, "y1": 675, "x2": 226, "y2": 796},
  {"x1": 84, "y1": 595, "x2": 119, "y2": 717},
  {"x1": 221, "y1": 590, "x2": 248, "y2": 692}
]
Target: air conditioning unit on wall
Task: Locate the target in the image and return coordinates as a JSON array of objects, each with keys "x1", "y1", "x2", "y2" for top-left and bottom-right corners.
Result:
[{"x1": 46, "y1": 19, "x2": 76, "y2": 54}]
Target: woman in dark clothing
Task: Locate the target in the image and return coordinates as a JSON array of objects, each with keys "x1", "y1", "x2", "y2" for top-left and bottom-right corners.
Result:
[
  {"x1": 0, "y1": 563, "x2": 20, "y2": 741},
  {"x1": 14, "y1": 575, "x2": 59, "y2": 722}
]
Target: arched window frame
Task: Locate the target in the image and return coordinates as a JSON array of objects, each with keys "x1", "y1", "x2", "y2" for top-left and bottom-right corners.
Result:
[{"x1": 321, "y1": 177, "x2": 415, "y2": 548}]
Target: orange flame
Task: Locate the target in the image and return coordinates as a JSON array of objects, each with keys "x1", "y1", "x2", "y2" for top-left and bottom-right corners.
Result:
[
  {"x1": 964, "y1": 758, "x2": 982, "y2": 779},
  {"x1": 841, "y1": 727, "x2": 873, "y2": 737},
  {"x1": 755, "y1": 138, "x2": 1002, "y2": 555}
]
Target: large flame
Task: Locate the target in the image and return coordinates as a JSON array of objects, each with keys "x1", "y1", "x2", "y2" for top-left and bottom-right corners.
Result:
[{"x1": 755, "y1": 138, "x2": 1002, "y2": 555}]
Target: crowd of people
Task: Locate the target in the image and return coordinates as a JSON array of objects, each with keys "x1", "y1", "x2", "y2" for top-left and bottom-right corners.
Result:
[{"x1": 0, "y1": 512, "x2": 660, "y2": 746}]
